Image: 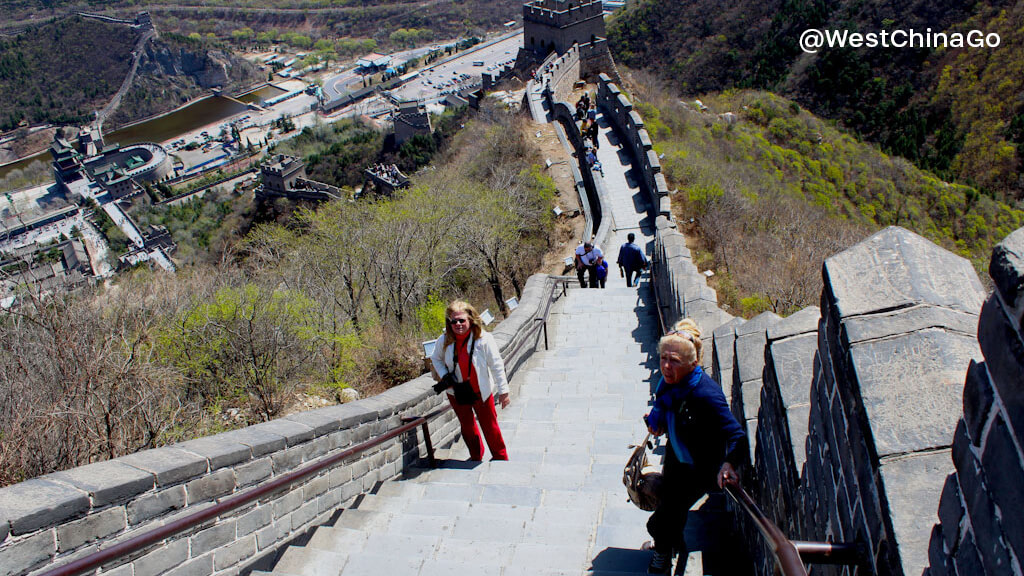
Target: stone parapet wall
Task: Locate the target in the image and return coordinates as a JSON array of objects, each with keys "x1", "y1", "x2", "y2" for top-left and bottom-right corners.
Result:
[
  {"x1": 803, "y1": 227, "x2": 984, "y2": 576},
  {"x1": 538, "y1": 44, "x2": 580, "y2": 104},
  {"x1": 750, "y1": 307, "x2": 819, "y2": 576},
  {"x1": 650, "y1": 216, "x2": 735, "y2": 350},
  {"x1": 596, "y1": 75, "x2": 671, "y2": 221},
  {"x1": 927, "y1": 228, "x2": 1024, "y2": 576},
  {"x1": 705, "y1": 226, "x2": 999, "y2": 575},
  {"x1": 0, "y1": 275, "x2": 558, "y2": 576}
]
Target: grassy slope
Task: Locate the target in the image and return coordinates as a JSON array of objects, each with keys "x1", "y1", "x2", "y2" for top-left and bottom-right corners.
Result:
[
  {"x1": 636, "y1": 81, "x2": 1023, "y2": 312},
  {"x1": 608, "y1": 0, "x2": 1024, "y2": 199}
]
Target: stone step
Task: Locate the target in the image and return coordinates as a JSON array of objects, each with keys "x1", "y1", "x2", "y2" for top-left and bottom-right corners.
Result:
[{"x1": 273, "y1": 546, "x2": 348, "y2": 576}]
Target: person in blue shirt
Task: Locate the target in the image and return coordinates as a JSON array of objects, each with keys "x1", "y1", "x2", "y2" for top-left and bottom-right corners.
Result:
[
  {"x1": 643, "y1": 319, "x2": 748, "y2": 574},
  {"x1": 594, "y1": 258, "x2": 608, "y2": 288},
  {"x1": 617, "y1": 232, "x2": 649, "y2": 287}
]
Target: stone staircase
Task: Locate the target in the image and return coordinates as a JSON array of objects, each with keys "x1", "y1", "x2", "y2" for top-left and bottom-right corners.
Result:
[{"x1": 256, "y1": 284, "x2": 751, "y2": 576}]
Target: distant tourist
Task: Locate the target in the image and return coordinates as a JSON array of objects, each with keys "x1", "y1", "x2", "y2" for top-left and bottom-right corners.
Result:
[
  {"x1": 642, "y1": 319, "x2": 747, "y2": 574},
  {"x1": 586, "y1": 121, "x2": 599, "y2": 149},
  {"x1": 617, "y1": 232, "x2": 649, "y2": 287},
  {"x1": 430, "y1": 300, "x2": 510, "y2": 461},
  {"x1": 594, "y1": 258, "x2": 608, "y2": 289},
  {"x1": 585, "y1": 148, "x2": 603, "y2": 177},
  {"x1": 574, "y1": 241, "x2": 603, "y2": 288}
]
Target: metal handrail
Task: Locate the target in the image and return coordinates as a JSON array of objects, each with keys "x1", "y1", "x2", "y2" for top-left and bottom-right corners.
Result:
[
  {"x1": 38, "y1": 406, "x2": 450, "y2": 576},
  {"x1": 647, "y1": 251, "x2": 861, "y2": 575},
  {"x1": 41, "y1": 274, "x2": 575, "y2": 576}
]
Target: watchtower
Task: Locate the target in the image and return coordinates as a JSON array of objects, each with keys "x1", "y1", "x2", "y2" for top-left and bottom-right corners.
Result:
[{"x1": 523, "y1": 0, "x2": 606, "y2": 56}]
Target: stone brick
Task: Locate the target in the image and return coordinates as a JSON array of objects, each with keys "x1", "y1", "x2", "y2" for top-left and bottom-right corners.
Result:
[
  {"x1": 133, "y1": 538, "x2": 188, "y2": 576},
  {"x1": 49, "y1": 460, "x2": 155, "y2": 507},
  {"x1": 255, "y1": 520, "x2": 287, "y2": 551},
  {"x1": 989, "y1": 227, "x2": 1024, "y2": 315},
  {"x1": 272, "y1": 489, "x2": 303, "y2": 518},
  {"x1": 249, "y1": 420, "x2": 314, "y2": 447},
  {"x1": 217, "y1": 428, "x2": 286, "y2": 458},
  {"x1": 185, "y1": 469, "x2": 235, "y2": 505},
  {"x1": 237, "y1": 506, "x2": 273, "y2": 537},
  {"x1": 189, "y1": 520, "x2": 236, "y2": 557},
  {"x1": 927, "y1": 525, "x2": 950, "y2": 576},
  {"x1": 328, "y1": 429, "x2": 354, "y2": 451},
  {"x1": 290, "y1": 501, "x2": 319, "y2": 531},
  {"x1": 163, "y1": 555, "x2": 212, "y2": 576},
  {"x1": 848, "y1": 329, "x2": 979, "y2": 458},
  {"x1": 962, "y1": 361, "x2": 993, "y2": 446},
  {"x1": 119, "y1": 448, "x2": 208, "y2": 487},
  {"x1": 979, "y1": 415, "x2": 1024, "y2": 560},
  {"x1": 317, "y1": 487, "x2": 345, "y2": 515},
  {"x1": 977, "y1": 294, "x2": 1024, "y2": 437},
  {"x1": 937, "y1": 473, "x2": 962, "y2": 552},
  {"x1": 304, "y1": 436, "x2": 331, "y2": 461},
  {"x1": 174, "y1": 437, "x2": 249, "y2": 471},
  {"x1": 953, "y1": 530, "x2": 984, "y2": 576},
  {"x1": 0, "y1": 530, "x2": 55, "y2": 576},
  {"x1": 213, "y1": 534, "x2": 255, "y2": 571},
  {"x1": 56, "y1": 507, "x2": 126, "y2": 552},
  {"x1": 823, "y1": 226, "x2": 985, "y2": 318},
  {"x1": 0, "y1": 479, "x2": 89, "y2": 535},
  {"x1": 879, "y1": 450, "x2": 951, "y2": 575},
  {"x1": 100, "y1": 562, "x2": 133, "y2": 576},
  {"x1": 842, "y1": 305, "x2": 979, "y2": 345},
  {"x1": 954, "y1": 432, "x2": 1013, "y2": 575},
  {"x1": 127, "y1": 486, "x2": 186, "y2": 526},
  {"x1": 270, "y1": 445, "x2": 306, "y2": 474},
  {"x1": 329, "y1": 466, "x2": 353, "y2": 489},
  {"x1": 302, "y1": 475, "x2": 329, "y2": 501},
  {"x1": 233, "y1": 458, "x2": 273, "y2": 489}
]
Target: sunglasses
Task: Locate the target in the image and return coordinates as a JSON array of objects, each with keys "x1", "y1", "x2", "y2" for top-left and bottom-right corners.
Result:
[
  {"x1": 666, "y1": 330, "x2": 694, "y2": 342},
  {"x1": 447, "y1": 318, "x2": 469, "y2": 325}
]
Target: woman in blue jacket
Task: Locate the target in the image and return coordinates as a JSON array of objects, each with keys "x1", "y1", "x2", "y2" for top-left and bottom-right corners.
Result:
[{"x1": 644, "y1": 319, "x2": 748, "y2": 574}]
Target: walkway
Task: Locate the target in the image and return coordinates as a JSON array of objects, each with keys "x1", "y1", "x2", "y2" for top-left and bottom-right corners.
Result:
[{"x1": 259, "y1": 103, "x2": 747, "y2": 576}]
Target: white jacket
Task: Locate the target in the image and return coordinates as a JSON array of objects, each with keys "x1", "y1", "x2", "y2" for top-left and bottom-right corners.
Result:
[{"x1": 430, "y1": 331, "x2": 510, "y2": 400}]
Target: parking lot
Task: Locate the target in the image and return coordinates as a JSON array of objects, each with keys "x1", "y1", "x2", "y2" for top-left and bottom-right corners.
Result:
[{"x1": 392, "y1": 34, "x2": 523, "y2": 104}]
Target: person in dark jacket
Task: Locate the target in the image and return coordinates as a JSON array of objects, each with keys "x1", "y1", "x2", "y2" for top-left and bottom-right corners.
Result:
[
  {"x1": 643, "y1": 318, "x2": 747, "y2": 574},
  {"x1": 617, "y1": 232, "x2": 649, "y2": 287}
]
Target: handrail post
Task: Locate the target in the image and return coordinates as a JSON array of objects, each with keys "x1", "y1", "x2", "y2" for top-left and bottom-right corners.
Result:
[
  {"x1": 420, "y1": 421, "x2": 437, "y2": 468},
  {"x1": 543, "y1": 319, "x2": 549, "y2": 350}
]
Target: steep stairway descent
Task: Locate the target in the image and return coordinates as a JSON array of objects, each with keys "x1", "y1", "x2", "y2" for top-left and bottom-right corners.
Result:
[
  {"x1": 259, "y1": 284, "x2": 749, "y2": 576},
  {"x1": 257, "y1": 85, "x2": 753, "y2": 576}
]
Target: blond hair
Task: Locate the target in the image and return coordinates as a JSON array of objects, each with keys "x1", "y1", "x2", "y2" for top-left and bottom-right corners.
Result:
[
  {"x1": 657, "y1": 318, "x2": 703, "y2": 364},
  {"x1": 444, "y1": 300, "x2": 485, "y2": 347}
]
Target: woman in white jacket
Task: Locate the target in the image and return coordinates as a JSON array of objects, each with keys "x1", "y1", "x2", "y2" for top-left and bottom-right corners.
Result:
[{"x1": 430, "y1": 300, "x2": 510, "y2": 460}]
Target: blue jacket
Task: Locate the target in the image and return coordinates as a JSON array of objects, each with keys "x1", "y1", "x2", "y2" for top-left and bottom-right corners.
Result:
[
  {"x1": 617, "y1": 242, "x2": 648, "y2": 270},
  {"x1": 651, "y1": 369, "x2": 748, "y2": 489}
]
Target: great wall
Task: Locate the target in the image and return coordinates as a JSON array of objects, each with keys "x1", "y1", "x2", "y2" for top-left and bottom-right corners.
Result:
[{"x1": 2, "y1": 1, "x2": 1023, "y2": 575}]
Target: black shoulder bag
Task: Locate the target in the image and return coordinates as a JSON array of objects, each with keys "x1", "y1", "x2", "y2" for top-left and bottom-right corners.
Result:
[{"x1": 450, "y1": 336, "x2": 480, "y2": 405}]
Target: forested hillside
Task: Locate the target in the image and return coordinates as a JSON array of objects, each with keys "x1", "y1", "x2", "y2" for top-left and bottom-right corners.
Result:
[
  {"x1": 0, "y1": 17, "x2": 137, "y2": 130},
  {"x1": 621, "y1": 71, "x2": 1023, "y2": 315},
  {"x1": 0, "y1": 107, "x2": 556, "y2": 486},
  {"x1": 608, "y1": 0, "x2": 1024, "y2": 198},
  {"x1": 2, "y1": 0, "x2": 519, "y2": 55}
]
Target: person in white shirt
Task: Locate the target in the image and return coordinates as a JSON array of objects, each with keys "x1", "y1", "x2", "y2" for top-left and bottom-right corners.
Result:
[
  {"x1": 574, "y1": 242, "x2": 604, "y2": 288},
  {"x1": 430, "y1": 300, "x2": 510, "y2": 460}
]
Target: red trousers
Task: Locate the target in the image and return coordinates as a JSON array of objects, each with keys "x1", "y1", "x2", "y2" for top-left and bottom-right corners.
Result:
[{"x1": 448, "y1": 394, "x2": 508, "y2": 460}]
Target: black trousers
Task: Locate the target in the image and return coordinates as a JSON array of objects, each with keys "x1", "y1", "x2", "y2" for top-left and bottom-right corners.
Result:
[
  {"x1": 577, "y1": 265, "x2": 598, "y2": 288},
  {"x1": 625, "y1": 267, "x2": 642, "y2": 287},
  {"x1": 647, "y1": 451, "x2": 707, "y2": 555}
]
